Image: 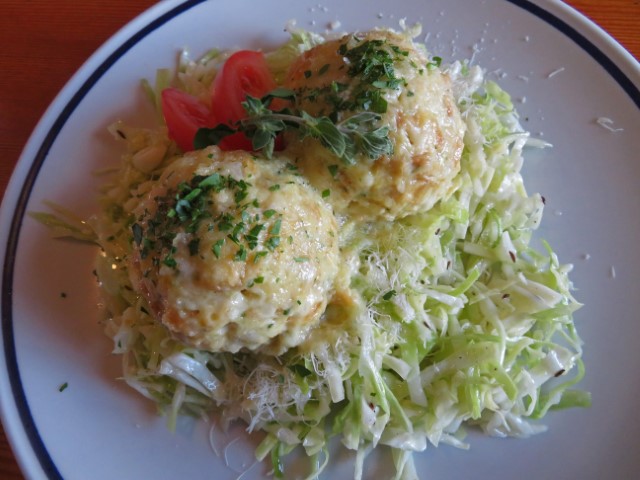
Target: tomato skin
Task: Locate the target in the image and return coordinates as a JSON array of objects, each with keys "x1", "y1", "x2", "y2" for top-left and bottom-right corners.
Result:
[
  {"x1": 211, "y1": 51, "x2": 288, "y2": 152},
  {"x1": 210, "y1": 50, "x2": 277, "y2": 125},
  {"x1": 218, "y1": 132, "x2": 254, "y2": 151},
  {"x1": 161, "y1": 88, "x2": 214, "y2": 152},
  {"x1": 161, "y1": 51, "x2": 282, "y2": 153}
]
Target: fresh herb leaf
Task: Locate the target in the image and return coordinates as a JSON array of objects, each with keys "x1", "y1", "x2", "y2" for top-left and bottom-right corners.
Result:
[
  {"x1": 264, "y1": 87, "x2": 297, "y2": 102},
  {"x1": 427, "y1": 56, "x2": 442, "y2": 70},
  {"x1": 194, "y1": 87, "x2": 393, "y2": 165},
  {"x1": 188, "y1": 238, "x2": 200, "y2": 256},
  {"x1": 271, "y1": 218, "x2": 282, "y2": 236},
  {"x1": 266, "y1": 236, "x2": 280, "y2": 251},
  {"x1": 355, "y1": 126, "x2": 392, "y2": 159},
  {"x1": 246, "y1": 223, "x2": 264, "y2": 249},
  {"x1": 212, "y1": 239, "x2": 224, "y2": 258},
  {"x1": 163, "y1": 255, "x2": 177, "y2": 268},
  {"x1": 234, "y1": 246, "x2": 247, "y2": 261},
  {"x1": 382, "y1": 289, "x2": 397, "y2": 301},
  {"x1": 199, "y1": 173, "x2": 224, "y2": 190},
  {"x1": 193, "y1": 124, "x2": 235, "y2": 150},
  {"x1": 253, "y1": 250, "x2": 268, "y2": 263}
]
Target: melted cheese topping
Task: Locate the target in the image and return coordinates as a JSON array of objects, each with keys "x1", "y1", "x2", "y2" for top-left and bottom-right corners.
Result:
[
  {"x1": 284, "y1": 30, "x2": 465, "y2": 221},
  {"x1": 128, "y1": 148, "x2": 340, "y2": 354},
  {"x1": 124, "y1": 30, "x2": 467, "y2": 354}
]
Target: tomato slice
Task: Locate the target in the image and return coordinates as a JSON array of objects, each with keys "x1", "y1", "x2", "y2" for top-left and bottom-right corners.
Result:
[
  {"x1": 218, "y1": 132, "x2": 254, "y2": 151},
  {"x1": 161, "y1": 88, "x2": 214, "y2": 152},
  {"x1": 211, "y1": 50, "x2": 277, "y2": 125},
  {"x1": 161, "y1": 51, "x2": 282, "y2": 153}
]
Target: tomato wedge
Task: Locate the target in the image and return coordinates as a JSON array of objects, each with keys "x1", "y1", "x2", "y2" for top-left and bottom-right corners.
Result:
[
  {"x1": 161, "y1": 50, "x2": 282, "y2": 153},
  {"x1": 211, "y1": 50, "x2": 277, "y2": 125},
  {"x1": 211, "y1": 50, "x2": 288, "y2": 151},
  {"x1": 161, "y1": 88, "x2": 214, "y2": 152}
]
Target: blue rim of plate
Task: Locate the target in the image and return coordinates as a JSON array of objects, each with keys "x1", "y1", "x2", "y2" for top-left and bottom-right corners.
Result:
[{"x1": 1, "y1": 0, "x2": 638, "y2": 478}]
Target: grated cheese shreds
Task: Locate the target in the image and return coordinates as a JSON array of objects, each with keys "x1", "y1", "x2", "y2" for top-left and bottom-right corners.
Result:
[{"x1": 84, "y1": 30, "x2": 589, "y2": 480}]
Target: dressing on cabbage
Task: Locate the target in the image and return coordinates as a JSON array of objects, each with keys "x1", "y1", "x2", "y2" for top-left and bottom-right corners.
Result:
[{"x1": 35, "y1": 29, "x2": 589, "y2": 480}]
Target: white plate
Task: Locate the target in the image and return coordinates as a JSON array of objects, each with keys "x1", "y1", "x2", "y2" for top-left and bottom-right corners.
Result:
[{"x1": 1, "y1": 1, "x2": 639, "y2": 479}]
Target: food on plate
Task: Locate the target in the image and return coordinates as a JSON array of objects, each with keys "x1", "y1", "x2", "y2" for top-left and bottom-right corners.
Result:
[
  {"x1": 36, "y1": 24, "x2": 589, "y2": 480},
  {"x1": 127, "y1": 148, "x2": 340, "y2": 354},
  {"x1": 284, "y1": 30, "x2": 465, "y2": 220}
]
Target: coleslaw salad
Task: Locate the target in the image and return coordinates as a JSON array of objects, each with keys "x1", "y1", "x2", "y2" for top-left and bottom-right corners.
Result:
[{"x1": 33, "y1": 27, "x2": 589, "y2": 480}]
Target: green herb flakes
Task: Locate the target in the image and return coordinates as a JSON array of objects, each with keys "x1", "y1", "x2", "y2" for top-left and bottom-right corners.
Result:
[
  {"x1": 212, "y1": 239, "x2": 224, "y2": 258},
  {"x1": 382, "y1": 289, "x2": 397, "y2": 301}
]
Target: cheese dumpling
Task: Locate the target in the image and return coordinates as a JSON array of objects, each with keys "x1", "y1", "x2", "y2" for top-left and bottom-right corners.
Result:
[
  {"x1": 284, "y1": 30, "x2": 465, "y2": 221},
  {"x1": 127, "y1": 147, "x2": 340, "y2": 354}
]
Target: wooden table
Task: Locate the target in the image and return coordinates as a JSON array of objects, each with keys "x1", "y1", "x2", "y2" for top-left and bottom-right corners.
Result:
[{"x1": 0, "y1": 1, "x2": 637, "y2": 478}]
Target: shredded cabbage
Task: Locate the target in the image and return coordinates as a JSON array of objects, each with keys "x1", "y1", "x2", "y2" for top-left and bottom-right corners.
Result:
[{"x1": 36, "y1": 29, "x2": 589, "y2": 480}]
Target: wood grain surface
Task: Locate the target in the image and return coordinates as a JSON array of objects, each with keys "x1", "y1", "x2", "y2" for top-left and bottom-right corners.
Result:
[{"x1": 0, "y1": 1, "x2": 637, "y2": 479}]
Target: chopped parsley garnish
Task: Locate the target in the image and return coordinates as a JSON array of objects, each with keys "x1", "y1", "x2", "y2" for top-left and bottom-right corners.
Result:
[
  {"x1": 271, "y1": 218, "x2": 282, "y2": 236},
  {"x1": 266, "y1": 235, "x2": 281, "y2": 251},
  {"x1": 217, "y1": 213, "x2": 234, "y2": 232},
  {"x1": 212, "y1": 239, "x2": 224, "y2": 258},
  {"x1": 163, "y1": 254, "x2": 177, "y2": 268},
  {"x1": 246, "y1": 223, "x2": 265, "y2": 249},
  {"x1": 188, "y1": 238, "x2": 200, "y2": 256},
  {"x1": 133, "y1": 172, "x2": 283, "y2": 269},
  {"x1": 336, "y1": 37, "x2": 408, "y2": 114},
  {"x1": 253, "y1": 251, "x2": 268, "y2": 263},
  {"x1": 427, "y1": 56, "x2": 442, "y2": 70},
  {"x1": 382, "y1": 289, "x2": 397, "y2": 301},
  {"x1": 234, "y1": 246, "x2": 247, "y2": 261}
]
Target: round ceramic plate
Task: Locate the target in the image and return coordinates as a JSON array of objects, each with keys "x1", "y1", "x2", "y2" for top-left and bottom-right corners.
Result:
[{"x1": 1, "y1": 1, "x2": 638, "y2": 479}]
